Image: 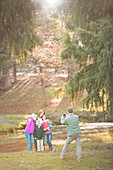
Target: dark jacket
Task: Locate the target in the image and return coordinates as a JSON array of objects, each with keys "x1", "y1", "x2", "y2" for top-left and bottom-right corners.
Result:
[{"x1": 34, "y1": 125, "x2": 44, "y2": 140}]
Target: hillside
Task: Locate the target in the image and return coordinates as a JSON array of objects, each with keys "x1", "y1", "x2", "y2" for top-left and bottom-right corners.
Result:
[
  {"x1": 0, "y1": 9, "x2": 74, "y2": 115},
  {"x1": 14, "y1": 9, "x2": 68, "y2": 88}
]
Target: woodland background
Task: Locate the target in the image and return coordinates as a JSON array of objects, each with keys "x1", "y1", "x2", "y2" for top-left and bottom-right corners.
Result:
[{"x1": 0, "y1": 1, "x2": 113, "y2": 169}]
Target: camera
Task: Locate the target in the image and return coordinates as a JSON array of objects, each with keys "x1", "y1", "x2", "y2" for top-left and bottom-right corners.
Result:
[
  {"x1": 62, "y1": 113, "x2": 67, "y2": 118},
  {"x1": 63, "y1": 113, "x2": 66, "y2": 117}
]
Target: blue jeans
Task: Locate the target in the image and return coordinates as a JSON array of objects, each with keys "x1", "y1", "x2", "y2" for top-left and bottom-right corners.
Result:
[
  {"x1": 25, "y1": 132, "x2": 34, "y2": 152},
  {"x1": 45, "y1": 132, "x2": 53, "y2": 148}
]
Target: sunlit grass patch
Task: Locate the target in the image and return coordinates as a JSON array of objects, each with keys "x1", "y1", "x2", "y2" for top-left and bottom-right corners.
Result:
[
  {"x1": 81, "y1": 141, "x2": 113, "y2": 150},
  {"x1": 86, "y1": 131, "x2": 113, "y2": 143},
  {"x1": 0, "y1": 123, "x2": 18, "y2": 134},
  {"x1": 0, "y1": 142, "x2": 113, "y2": 170},
  {"x1": 6, "y1": 115, "x2": 24, "y2": 121},
  {"x1": 0, "y1": 115, "x2": 25, "y2": 134}
]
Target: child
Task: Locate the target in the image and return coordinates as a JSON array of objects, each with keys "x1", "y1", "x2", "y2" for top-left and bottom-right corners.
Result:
[
  {"x1": 24, "y1": 113, "x2": 37, "y2": 152},
  {"x1": 41, "y1": 114, "x2": 54, "y2": 151},
  {"x1": 33, "y1": 110, "x2": 44, "y2": 150},
  {"x1": 34, "y1": 119, "x2": 44, "y2": 152}
]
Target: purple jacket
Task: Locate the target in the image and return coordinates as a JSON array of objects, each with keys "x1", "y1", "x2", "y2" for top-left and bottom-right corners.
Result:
[{"x1": 24, "y1": 117, "x2": 35, "y2": 134}]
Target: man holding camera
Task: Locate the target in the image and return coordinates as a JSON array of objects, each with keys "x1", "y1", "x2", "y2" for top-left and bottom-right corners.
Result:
[{"x1": 59, "y1": 108, "x2": 81, "y2": 162}]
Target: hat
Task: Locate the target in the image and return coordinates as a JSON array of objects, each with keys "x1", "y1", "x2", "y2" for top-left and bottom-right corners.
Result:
[{"x1": 31, "y1": 113, "x2": 37, "y2": 118}]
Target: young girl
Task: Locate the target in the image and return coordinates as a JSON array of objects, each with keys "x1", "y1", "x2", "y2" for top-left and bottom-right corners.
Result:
[
  {"x1": 24, "y1": 113, "x2": 37, "y2": 152},
  {"x1": 34, "y1": 119, "x2": 44, "y2": 152},
  {"x1": 41, "y1": 114, "x2": 54, "y2": 151}
]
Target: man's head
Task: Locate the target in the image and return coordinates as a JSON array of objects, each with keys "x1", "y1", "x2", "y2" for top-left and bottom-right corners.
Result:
[{"x1": 67, "y1": 108, "x2": 73, "y2": 114}]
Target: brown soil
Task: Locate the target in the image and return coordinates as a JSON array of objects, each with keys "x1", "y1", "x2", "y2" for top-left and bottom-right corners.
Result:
[
  {"x1": 0, "y1": 136, "x2": 66, "y2": 153},
  {"x1": 0, "y1": 140, "x2": 27, "y2": 153},
  {"x1": 0, "y1": 139, "x2": 113, "y2": 153}
]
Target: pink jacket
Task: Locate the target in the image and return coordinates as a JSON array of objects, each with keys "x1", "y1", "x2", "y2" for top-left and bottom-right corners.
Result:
[{"x1": 24, "y1": 117, "x2": 35, "y2": 134}]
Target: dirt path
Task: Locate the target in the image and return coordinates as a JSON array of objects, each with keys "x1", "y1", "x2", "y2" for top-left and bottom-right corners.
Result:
[
  {"x1": 0, "y1": 140, "x2": 27, "y2": 153},
  {"x1": 0, "y1": 133, "x2": 67, "y2": 153},
  {"x1": 0, "y1": 122, "x2": 113, "y2": 153},
  {"x1": 0, "y1": 138, "x2": 66, "y2": 153}
]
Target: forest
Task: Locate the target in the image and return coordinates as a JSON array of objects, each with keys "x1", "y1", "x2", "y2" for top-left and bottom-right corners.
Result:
[{"x1": 0, "y1": 0, "x2": 113, "y2": 169}]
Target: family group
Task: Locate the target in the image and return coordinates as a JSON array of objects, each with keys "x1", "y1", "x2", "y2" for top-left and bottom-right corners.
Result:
[
  {"x1": 24, "y1": 108, "x2": 82, "y2": 162},
  {"x1": 24, "y1": 110, "x2": 54, "y2": 153}
]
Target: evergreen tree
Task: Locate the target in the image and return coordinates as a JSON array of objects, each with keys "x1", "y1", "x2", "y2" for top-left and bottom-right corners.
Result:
[
  {"x1": 60, "y1": 0, "x2": 113, "y2": 117},
  {"x1": 0, "y1": 55, "x2": 8, "y2": 72},
  {"x1": 62, "y1": 0, "x2": 113, "y2": 29},
  {"x1": 65, "y1": 17, "x2": 113, "y2": 116},
  {"x1": 0, "y1": 0, "x2": 42, "y2": 88},
  {"x1": 0, "y1": 0, "x2": 42, "y2": 57},
  {"x1": 60, "y1": 32, "x2": 79, "y2": 79}
]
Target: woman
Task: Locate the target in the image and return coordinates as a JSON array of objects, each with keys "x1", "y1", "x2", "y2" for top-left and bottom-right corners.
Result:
[
  {"x1": 24, "y1": 113, "x2": 37, "y2": 152},
  {"x1": 41, "y1": 114, "x2": 54, "y2": 151}
]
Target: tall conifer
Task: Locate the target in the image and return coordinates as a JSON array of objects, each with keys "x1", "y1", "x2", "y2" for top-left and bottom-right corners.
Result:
[{"x1": 60, "y1": 0, "x2": 113, "y2": 117}]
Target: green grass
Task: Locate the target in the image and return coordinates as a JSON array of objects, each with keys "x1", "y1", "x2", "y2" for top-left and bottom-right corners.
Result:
[
  {"x1": 0, "y1": 142, "x2": 113, "y2": 170},
  {"x1": 0, "y1": 123, "x2": 18, "y2": 133},
  {"x1": 6, "y1": 115, "x2": 24, "y2": 121},
  {"x1": 0, "y1": 115, "x2": 25, "y2": 134}
]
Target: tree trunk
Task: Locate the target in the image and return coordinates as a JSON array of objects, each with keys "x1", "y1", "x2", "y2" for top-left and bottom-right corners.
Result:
[
  {"x1": 109, "y1": 78, "x2": 113, "y2": 118},
  {"x1": 67, "y1": 60, "x2": 72, "y2": 80},
  {"x1": 67, "y1": 57, "x2": 78, "y2": 80},
  {"x1": 59, "y1": 14, "x2": 64, "y2": 35},
  {"x1": 2, "y1": 67, "x2": 11, "y2": 89},
  {"x1": 13, "y1": 59, "x2": 17, "y2": 83},
  {"x1": 108, "y1": 62, "x2": 113, "y2": 119},
  {"x1": 41, "y1": 78, "x2": 46, "y2": 107}
]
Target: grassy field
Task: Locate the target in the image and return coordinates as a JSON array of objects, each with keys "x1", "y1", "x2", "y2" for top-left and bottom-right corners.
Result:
[
  {"x1": 0, "y1": 142, "x2": 113, "y2": 170},
  {"x1": 0, "y1": 87, "x2": 113, "y2": 169}
]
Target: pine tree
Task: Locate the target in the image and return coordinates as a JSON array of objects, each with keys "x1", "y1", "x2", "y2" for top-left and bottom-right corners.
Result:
[
  {"x1": 66, "y1": 17, "x2": 113, "y2": 116},
  {"x1": 59, "y1": 0, "x2": 113, "y2": 117},
  {"x1": 62, "y1": 0, "x2": 113, "y2": 29},
  {"x1": 0, "y1": 0, "x2": 42, "y2": 56},
  {"x1": 0, "y1": 0, "x2": 42, "y2": 88},
  {"x1": 60, "y1": 32, "x2": 79, "y2": 79}
]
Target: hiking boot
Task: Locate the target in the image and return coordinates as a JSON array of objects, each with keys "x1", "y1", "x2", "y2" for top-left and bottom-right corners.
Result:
[
  {"x1": 77, "y1": 157, "x2": 81, "y2": 162},
  {"x1": 59, "y1": 156, "x2": 64, "y2": 159},
  {"x1": 29, "y1": 151, "x2": 35, "y2": 153},
  {"x1": 52, "y1": 146, "x2": 55, "y2": 152},
  {"x1": 49, "y1": 148, "x2": 52, "y2": 151}
]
